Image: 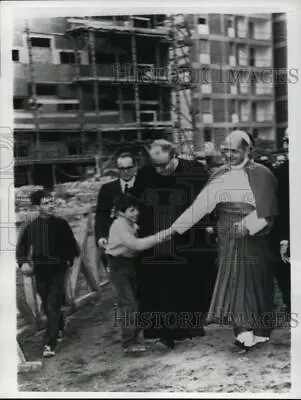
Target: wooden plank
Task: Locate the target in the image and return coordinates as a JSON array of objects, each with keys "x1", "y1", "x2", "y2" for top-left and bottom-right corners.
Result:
[
  {"x1": 17, "y1": 340, "x2": 42, "y2": 373},
  {"x1": 81, "y1": 261, "x2": 100, "y2": 292},
  {"x1": 18, "y1": 361, "x2": 43, "y2": 374},
  {"x1": 95, "y1": 246, "x2": 109, "y2": 285},
  {"x1": 17, "y1": 341, "x2": 26, "y2": 363},
  {"x1": 72, "y1": 291, "x2": 99, "y2": 310},
  {"x1": 80, "y1": 213, "x2": 101, "y2": 292},
  {"x1": 65, "y1": 213, "x2": 91, "y2": 304},
  {"x1": 17, "y1": 296, "x2": 36, "y2": 326},
  {"x1": 23, "y1": 275, "x2": 42, "y2": 327}
]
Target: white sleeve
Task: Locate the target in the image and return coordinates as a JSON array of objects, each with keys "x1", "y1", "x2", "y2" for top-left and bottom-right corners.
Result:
[
  {"x1": 171, "y1": 179, "x2": 219, "y2": 235},
  {"x1": 242, "y1": 210, "x2": 268, "y2": 236}
]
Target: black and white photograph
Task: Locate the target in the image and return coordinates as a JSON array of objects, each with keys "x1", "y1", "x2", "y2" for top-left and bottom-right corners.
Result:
[{"x1": 0, "y1": 0, "x2": 301, "y2": 396}]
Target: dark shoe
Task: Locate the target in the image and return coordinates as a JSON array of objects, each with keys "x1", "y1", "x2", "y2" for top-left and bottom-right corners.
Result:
[
  {"x1": 159, "y1": 337, "x2": 175, "y2": 349},
  {"x1": 233, "y1": 340, "x2": 249, "y2": 354}
]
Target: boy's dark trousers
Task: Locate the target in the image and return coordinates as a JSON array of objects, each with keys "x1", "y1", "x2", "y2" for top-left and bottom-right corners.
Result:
[
  {"x1": 107, "y1": 255, "x2": 140, "y2": 349},
  {"x1": 34, "y1": 263, "x2": 67, "y2": 350}
]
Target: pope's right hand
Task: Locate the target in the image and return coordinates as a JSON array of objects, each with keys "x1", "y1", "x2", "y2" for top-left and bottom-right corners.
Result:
[
  {"x1": 98, "y1": 238, "x2": 108, "y2": 248},
  {"x1": 21, "y1": 263, "x2": 34, "y2": 277},
  {"x1": 156, "y1": 228, "x2": 174, "y2": 243}
]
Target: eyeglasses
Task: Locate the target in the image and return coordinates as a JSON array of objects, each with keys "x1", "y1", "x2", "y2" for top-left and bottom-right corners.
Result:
[{"x1": 118, "y1": 166, "x2": 135, "y2": 171}]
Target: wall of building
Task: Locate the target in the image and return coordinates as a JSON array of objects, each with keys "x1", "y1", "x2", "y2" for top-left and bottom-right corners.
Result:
[
  {"x1": 272, "y1": 13, "x2": 288, "y2": 148},
  {"x1": 173, "y1": 13, "x2": 277, "y2": 150}
]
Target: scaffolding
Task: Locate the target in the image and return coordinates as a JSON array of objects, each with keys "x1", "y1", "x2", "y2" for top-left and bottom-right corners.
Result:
[
  {"x1": 168, "y1": 14, "x2": 205, "y2": 156},
  {"x1": 65, "y1": 15, "x2": 174, "y2": 158},
  {"x1": 16, "y1": 14, "x2": 205, "y2": 184}
]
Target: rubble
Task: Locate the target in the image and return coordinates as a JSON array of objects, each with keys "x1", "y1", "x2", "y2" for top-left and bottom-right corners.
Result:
[{"x1": 15, "y1": 175, "x2": 116, "y2": 227}]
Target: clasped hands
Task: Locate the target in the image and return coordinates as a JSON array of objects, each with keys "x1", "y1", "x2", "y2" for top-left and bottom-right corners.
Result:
[{"x1": 155, "y1": 226, "x2": 177, "y2": 243}]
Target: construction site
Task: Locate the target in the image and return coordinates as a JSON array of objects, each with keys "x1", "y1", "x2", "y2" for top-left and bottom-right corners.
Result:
[
  {"x1": 13, "y1": 13, "x2": 287, "y2": 187},
  {"x1": 14, "y1": 13, "x2": 291, "y2": 393}
]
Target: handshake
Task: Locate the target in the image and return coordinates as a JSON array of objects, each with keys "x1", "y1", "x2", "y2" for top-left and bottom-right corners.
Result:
[{"x1": 154, "y1": 226, "x2": 177, "y2": 244}]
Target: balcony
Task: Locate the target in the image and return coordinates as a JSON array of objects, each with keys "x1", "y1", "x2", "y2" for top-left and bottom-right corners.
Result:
[
  {"x1": 256, "y1": 112, "x2": 274, "y2": 122},
  {"x1": 199, "y1": 54, "x2": 210, "y2": 64},
  {"x1": 255, "y1": 83, "x2": 273, "y2": 95},
  {"x1": 203, "y1": 113, "x2": 213, "y2": 123},
  {"x1": 239, "y1": 82, "x2": 249, "y2": 95},
  {"x1": 66, "y1": 17, "x2": 170, "y2": 38},
  {"x1": 240, "y1": 110, "x2": 250, "y2": 122},
  {"x1": 15, "y1": 148, "x2": 98, "y2": 165},
  {"x1": 228, "y1": 27, "x2": 235, "y2": 38},
  {"x1": 198, "y1": 24, "x2": 209, "y2": 35},
  {"x1": 14, "y1": 110, "x2": 136, "y2": 130},
  {"x1": 201, "y1": 84, "x2": 212, "y2": 94},
  {"x1": 237, "y1": 29, "x2": 247, "y2": 38},
  {"x1": 230, "y1": 85, "x2": 237, "y2": 95},
  {"x1": 249, "y1": 14, "x2": 271, "y2": 20},
  {"x1": 253, "y1": 31, "x2": 271, "y2": 40},
  {"x1": 231, "y1": 113, "x2": 239, "y2": 123},
  {"x1": 238, "y1": 56, "x2": 248, "y2": 66},
  {"x1": 254, "y1": 58, "x2": 272, "y2": 68},
  {"x1": 240, "y1": 114, "x2": 249, "y2": 122},
  {"x1": 229, "y1": 55, "x2": 236, "y2": 66}
]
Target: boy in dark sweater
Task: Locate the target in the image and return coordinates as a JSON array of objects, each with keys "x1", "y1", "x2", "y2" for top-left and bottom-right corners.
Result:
[
  {"x1": 16, "y1": 189, "x2": 79, "y2": 358},
  {"x1": 105, "y1": 193, "x2": 172, "y2": 354}
]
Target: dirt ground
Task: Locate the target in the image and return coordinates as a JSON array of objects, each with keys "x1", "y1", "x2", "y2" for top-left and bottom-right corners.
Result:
[
  {"x1": 18, "y1": 280, "x2": 291, "y2": 394},
  {"x1": 16, "y1": 211, "x2": 291, "y2": 394}
]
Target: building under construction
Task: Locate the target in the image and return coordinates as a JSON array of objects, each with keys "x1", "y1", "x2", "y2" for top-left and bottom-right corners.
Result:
[
  {"x1": 13, "y1": 14, "x2": 286, "y2": 186},
  {"x1": 13, "y1": 15, "x2": 174, "y2": 186}
]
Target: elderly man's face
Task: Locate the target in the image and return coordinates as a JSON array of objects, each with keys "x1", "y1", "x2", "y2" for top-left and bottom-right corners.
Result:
[
  {"x1": 221, "y1": 137, "x2": 248, "y2": 166},
  {"x1": 149, "y1": 146, "x2": 172, "y2": 174}
]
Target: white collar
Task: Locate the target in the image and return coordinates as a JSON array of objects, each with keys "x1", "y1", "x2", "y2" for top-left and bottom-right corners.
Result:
[{"x1": 120, "y1": 176, "x2": 136, "y2": 190}]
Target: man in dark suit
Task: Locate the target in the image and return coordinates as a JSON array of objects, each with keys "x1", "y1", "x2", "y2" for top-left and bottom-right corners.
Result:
[
  {"x1": 95, "y1": 152, "x2": 138, "y2": 252},
  {"x1": 132, "y1": 139, "x2": 217, "y2": 349},
  {"x1": 272, "y1": 129, "x2": 290, "y2": 313}
]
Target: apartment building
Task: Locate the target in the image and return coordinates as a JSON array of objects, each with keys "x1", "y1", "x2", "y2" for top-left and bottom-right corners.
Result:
[
  {"x1": 272, "y1": 13, "x2": 288, "y2": 148},
  {"x1": 13, "y1": 15, "x2": 173, "y2": 186},
  {"x1": 174, "y1": 13, "x2": 277, "y2": 150}
]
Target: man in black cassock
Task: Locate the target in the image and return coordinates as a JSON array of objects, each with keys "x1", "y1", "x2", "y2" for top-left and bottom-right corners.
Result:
[{"x1": 132, "y1": 139, "x2": 217, "y2": 349}]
